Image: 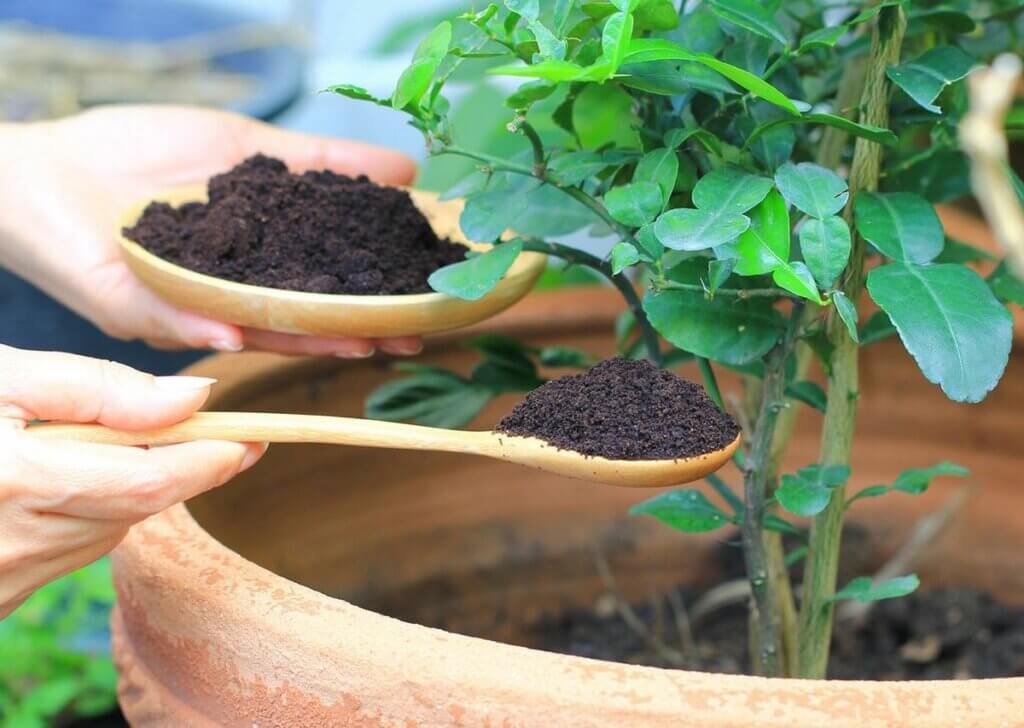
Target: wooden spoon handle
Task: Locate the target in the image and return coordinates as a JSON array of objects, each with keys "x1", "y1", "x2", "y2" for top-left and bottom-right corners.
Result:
[{"x1": 26, "y1": 412, "x2": 493, "y2": 455}]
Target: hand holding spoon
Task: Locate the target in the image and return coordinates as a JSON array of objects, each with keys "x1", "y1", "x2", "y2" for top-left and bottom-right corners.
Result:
[{"x1": 28, "y1": 412, "x2": 740, "y2": 488}]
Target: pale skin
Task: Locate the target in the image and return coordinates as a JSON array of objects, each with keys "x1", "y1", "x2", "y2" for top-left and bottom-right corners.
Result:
[{"x1": 0, "y1": 106, "x2": 423, "y2": 615}]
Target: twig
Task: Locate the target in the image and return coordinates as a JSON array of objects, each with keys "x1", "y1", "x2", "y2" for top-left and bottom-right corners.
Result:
[
  {"x1": 837, "y1": 484, "x2": 973, "y2": 626},
  {"x1": 666, "y1": 589, "x2": 698, "y2": 661},
  {"x1": 689, "y1": 579, "x2": 751, "y2": 624},
  {"x1": 961, "y1": 54, "x2": 1024, "y2": 279}
]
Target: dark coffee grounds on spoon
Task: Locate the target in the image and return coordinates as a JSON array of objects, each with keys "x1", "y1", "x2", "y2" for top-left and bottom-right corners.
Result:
[
  {"x1": 122, "y1": 154, "x2": 467, "y2": 295},
  {"x1": 496, "y1": 357, "x2": 739, "y2": 460}
]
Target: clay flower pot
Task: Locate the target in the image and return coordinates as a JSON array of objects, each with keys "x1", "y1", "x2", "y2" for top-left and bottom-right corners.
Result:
[{"x1": 108, "y1": 280, "x2": 1024, "y2": 727}]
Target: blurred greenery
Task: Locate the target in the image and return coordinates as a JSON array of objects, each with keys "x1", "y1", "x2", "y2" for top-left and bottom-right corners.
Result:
[{"x1": 0, "y1": 559, "x2": 118, "y2": 727}]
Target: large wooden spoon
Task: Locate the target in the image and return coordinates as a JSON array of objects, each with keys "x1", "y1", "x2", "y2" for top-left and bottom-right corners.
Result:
[{"x1": 28, "y1": 412, "x2": 740, "y2": 489}]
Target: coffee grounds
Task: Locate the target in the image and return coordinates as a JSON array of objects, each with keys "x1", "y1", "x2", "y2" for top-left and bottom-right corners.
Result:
[
  {"x1": 495, "y1": 357, "x2": 739, "y2": 460},
  {"x1": 122, "y1": 154, "x2": 468, "y2": 295}
]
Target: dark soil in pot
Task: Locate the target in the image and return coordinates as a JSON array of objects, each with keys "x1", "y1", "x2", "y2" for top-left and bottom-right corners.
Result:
[{"x1": 122, "y1": 154, "x2": 467, "y2": 295}]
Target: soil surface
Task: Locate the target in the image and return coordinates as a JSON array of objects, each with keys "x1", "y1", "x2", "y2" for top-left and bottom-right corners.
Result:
[
  {"x1": 495, "y1": 357, "x2": 739, "y2": 460},
  {"x1": 123, "y1": 154, "x2": 467, "y2": 295}
]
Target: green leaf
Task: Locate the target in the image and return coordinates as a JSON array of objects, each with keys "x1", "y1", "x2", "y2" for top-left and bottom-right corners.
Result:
[
  {"x1": 886, "y1": 46, "x2": 977, "y2": 114},
  {"x1": 601, "y1": 11, "x2": 635, "y2": 73},
  {"x1": 506, "y1": 80, "x2": 557, "y2": 108},
  {"x1": 866, "y1": 262, "x2": 1013, "y2": 403},
  {"x1": 636, "y1": 223, "x2": 665, "y2": 259},
  {"x1": 935, "y1": 238, "x2": 996, "y2": 264},
  {"x1": 707, "y1": 0, "x2": 788, "y2": 45},
  {"x1": 529, "y1": 20, "x2": 568, "y2": 60},
  {"x1": 505, "y1": 0, "x2": 540, "y2": 20},
  {"x1": 490, "y1": 59, "x2": 590, "y2": 82},
  {"x1": 910, "y1": 7, "x2": 977, "y2": 34},
  {"x1": 548, "y1": 151, "x2": 615, "y2": 186},
  {"x1": 460, "y1": 184, "x2": 533, "y2": 241},
  {"x1": 799, "y1": 216, "x2": 851, "y2": 287},
  {"x1": 732, "y1": 189, "x2": 790, "y2": 276},
  {"x1": 664, "y1": 126, "x2": 723, "y2": 156},
  {"x1": 630, "y1": 489, "x2": 734, "y2": 532},
  {"x1": 539, "y1": 346, "x2": 594, "y2": 368},
  {"x1": 429, "y1": 240, "x2": 524, "y2": 301},
  {"x1": 846, "y1": 484, "x2": 892, "y2": 506},
  {"x1": 708, "y1": 258, "x2": 735, "y2": 294},
  {"x1": 799, "y1": 25, "x2": 847, "y2": 51},
  {"x1": 860, "y1": 310, "x2": 896, "y2": 346},
  {"x1": 653, "y1": 208, "x2": 750, "y2": 251},
  {"x1": 623, "y1": 39, "x2": 800, "y2": 115},
  {"x1": 605, "y1": 182, "x2": 664, "y2": 227},
  {"x1": 832, "y1": 291, "x2": 859, "y2": 343},
  {"x1": 555, "y1": 0, "x2": 576, "y2": 31},
  {"x1": 610, "y1": 0, "x2": 641, "y2": 10},
  {"x1": 777, "y1": 464, "x2": 851, "y2": 517},
  {"x1": 392, "y1": 21, "x2": 452, "y2": 110},
  {"x1": 634, "y1": 0, "x2": 679, "y2": 30},
  {"x1": 634, "y1": 148, "x2": 679, "y2": 206},
  {"x1": 324, "y1": 84, "x2": 390, "y2": 106},
  {"x1": 745, "y1": 113, "x2": 898, "y2": 149},
  {"x1": 855, "y1": 192, "x2": 944, "y2": 264},
  {"x1": 644, "y1": 289, "x2": 784, "y2": 365},
  {"x1": 619, "y1": 60, "x2": 736, "y2": 97},
  {"x1": 989, "y1": 260, "x2": 1024, "y2": 305},
  {"x1": 892, "y1": 461, "x2": 970, "y2": 495},
  {"x1": 366, "y1": 365, "x2": 493, "y2": 428},
  {"x1": 774, "y1": 162, "x2": 849, "y2": 219},
  {"x1": 611, "y1": 242, "x2": 642, "y2": 274},
  {"x1": 773, "y1": 261, "x2": 824, "y2": 304},
  {"x1": 829, "y1": 575, "x2": 920, "y2": 603},
  {"x1": 573, "y1": 84, "x2": 641, "y2": 148},
  {"x1": 786, "y1": 380, "x2": 826, "y2": 412},
  {"x1": 693, "y1": 166, "x2": 774, "y2": 214}
]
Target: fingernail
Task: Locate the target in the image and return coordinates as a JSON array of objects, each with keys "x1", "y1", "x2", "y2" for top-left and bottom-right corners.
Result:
[
  {"x1": 382, "y1": 342, "x2": 423, "y2": 356},
  {"x1": 241, "y1": 442, "x2": 269, "y2": 471},
  {"x1": 155, "y1": 376, "x2": 217, "y2": 392},
  {"x1": 335, "y1": 347, "x2": 375, "y2": 359},
  {"x1": 211, "y1": 339, "x2": 243, "y2": 352}
]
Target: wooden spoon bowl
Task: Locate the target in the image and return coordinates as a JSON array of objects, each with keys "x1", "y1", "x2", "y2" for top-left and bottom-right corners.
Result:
[{"x1": 117, "y1": 187, "x2": 547, "y2": 338}]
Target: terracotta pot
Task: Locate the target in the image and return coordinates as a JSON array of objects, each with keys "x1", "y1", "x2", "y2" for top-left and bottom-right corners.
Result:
[{"x1": 108, "y1": 279, "x2": 1024, "y2": 727}]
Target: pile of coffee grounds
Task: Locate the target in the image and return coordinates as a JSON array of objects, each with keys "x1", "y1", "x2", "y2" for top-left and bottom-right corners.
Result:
[
  {"x1": 122, "y1": 154, "x2": 468, "y2": 295},
  {"x1": 495, "y1": 357, "x2": 739, "y2": 460}
]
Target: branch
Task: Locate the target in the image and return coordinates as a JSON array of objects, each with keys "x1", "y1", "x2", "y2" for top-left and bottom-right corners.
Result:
[{"x1": 658, "y1": 280, "x2": 794, "y2": 299}]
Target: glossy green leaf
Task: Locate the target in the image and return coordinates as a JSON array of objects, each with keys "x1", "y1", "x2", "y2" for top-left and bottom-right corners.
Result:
[
  {"x1": 366, "y1": 365, "x2": 493, "y2": 428},
  {"x1": 777, "y1": 464, "x2": 851, "y2": 517},
  {"x1": 832, "y1": 291, "x2": 859, "y2": 343},
  {"x1": 505, "y1": 0, "x2": 540, "y2": 20},
  {"x1": 866, "y1": 262, "x2": 1013, "y2": 402},
  {"x1": 774, "y1": 162, "x2": 849, "y2": 219},
  {"x1": 392, "y1": 21, "x2": 452, "y2": 109},
  {"x1": 989, "y1": 260, "x2": 1024, "y2": 305},
  {"x1": 732, "y1": 189, "x2": 790, "y2": 276},
  {"x1": 506, "y1": 80, "x2": 557, "y2": 108},
  {"x1": 605, "y1": 182, "x2": 663, "y2": 227},
  {"x1": 653, "y1": 208, "x2": 750, "y2": 251},
  {"x1": 693, "y1": 166, "x2": 774, "y2": 214},
  {"x1": 619, "y1": 60, "x2": 736, "y2": 96},
  {"x1": 573, "y1": 84, "x2": 641, "y2": 148},
  {"x1": 601, "y1": 11, "x2": 635, "y2": 73},
  {"x1": 630, "y1": 488, "x2": 734, "y2": 532},
  {"x1": 707, "y1": 0, "x2": 788, "y2": 45},
  {"x1": 773, "y1": 261, "x2": 825, "y2": 304},
  {"x1": 489, "y1": 59, "x2": 589, "y2": 82},
  {"x1": 529, "y1": 20, "x2": 567, "y2": 59},
  {"x1": 623, "y1": 39, "x2": 800, "y2": 115},
  {"x1": 829, "y1": 575, "x2": 920, "y2": 603},
  {"x1": 611, "y1": 242, "x2": 642, "y2": 274},
  {"x1": 886, "y1": 46, "x2": 977, "y2": 114},
  {"x1": 745, "y1": 113, "x2": 898, "y2": 149},
  {"x1": 855, "y1": 192, "x2": 944, "y2": 264},
  {"x1": 634, "y1": 148, "x2": 679, "y2": 206},
  {"x1": 799, "y1": 216, "x2": 851, "y2": 287},
  {"x1": 892, "y1": 461, "x2": 970, "y2": 495},
  {"x1": 634, "y1": 0, "x2": 679, "y2": 30},
  {"x1": 429, "y1": 240, "x2": 523, "y2": 301},
  {"x1": 643, "y1": 289, "x2": 784, "y2": 365},
  {"x1": 611, "y1": 0, "x2": 642, "y2": 10}
]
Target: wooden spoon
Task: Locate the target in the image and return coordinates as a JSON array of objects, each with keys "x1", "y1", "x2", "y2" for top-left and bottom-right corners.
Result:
[
  {"x1": 28, "y1": 412, "x2": 741, "y2": 489},
  {"x1": 117, "y1": 187, "x2": 547, "y2": 338}
]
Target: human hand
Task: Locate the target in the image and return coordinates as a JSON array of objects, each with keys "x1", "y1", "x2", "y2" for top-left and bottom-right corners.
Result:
[
  {"x1": 0, "y1": 345, "x2": 265, "y2": 619},
  {"x1": 0, "y1": 105, "x2": 422, "y2": 357}
]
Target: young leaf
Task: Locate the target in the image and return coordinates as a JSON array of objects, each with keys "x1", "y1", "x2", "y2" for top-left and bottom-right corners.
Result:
[
  {"x1": 693, "y1": 167, "x2": 774, "y2": 214},
  {"x1": 799, "y1": 216, "x2": 851, "y2": 288},
  {"x1": 605, "y1": 182, "x2": 664, "y2": 227},
  {"x1": 774, "y1": 162, "x2": 849, "y2": 219},
  {"x1": 773, "y1": 261, "x2": 824, "y2": 304},
  {"x1": 707, "y1": 0, "x2": 788, "y2": 45},
  {"x1": 829, "y1": 575, "x2": 920, "y2": 603},
  {"x1": 324, "y1": 84, "x2": 390, "y2": 106},
  {"x1": 777, "y1": 464, "x2": 851, "y2": 517},
  {"x1": 634, "y1": 148, "x2": 679, "y2": 206},
  {"x1": 886, "y1": 46, "x2": 977, "y2": 113},
  {"x1": 653, "y1": 208, "x2": 751, "y2": 251},
  {"x1": 891, "y1": 461, "x2": 970, "y2": 495},
  {"x1": 643, "y1": 289, "x2": 784, "y2": 365},
  {"x1": 601, "y1": 11, "x2": 635, "y2": 73},
  {"x1": 429, "y1": 240, "x2": 524, "y2": 301},
  {"x1": 832, "y1": 291, "x2": 859, "y2": 343},
  {"x1": 529, "y1": 20, "x2": 568, "y2": 60},
  {"x1": 866, "y1": 262, "x2": 1013, "y2": 403},
  {"x1": 855, "y1": 192, "x2": 944, "y2": 264},
  {"x1": 505, "y1": 0, "x2": 540, "y2": 20},
  {"x1": 490, "y1": 59, "x2": 590, "y2": 82},
  {"x1": 745, "y1": 113, "x2": 898, "y2": 149},
  {"x1": 732, "y1": 189, "x2": 790, "y2": 276},
  {"x1": 392, "y1": 21, "x2": 452, "y2": 109},
  {"x1": 630, "y1": 489, "x2": 734, "y2": 532},
  {"x1": 611, "y1": 242, "x2": 641, "y2": 274}
]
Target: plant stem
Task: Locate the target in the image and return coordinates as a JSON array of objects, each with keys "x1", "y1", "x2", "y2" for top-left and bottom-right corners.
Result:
[
  {"x1": 742, "y1": 302, "x2": 805, "y2": 677},
  {"x1": 696, "y1": 357, "x2": 724, "y2": 410},
  {"x1": 659, "y1": 280, "x2": 793, "y2": 299},
  {"x1": 797, "y1": 5, "x2": 907, "y2": 679},
  {"x1": 517, "y1": 120, "x2": 547, "y2": 175}
]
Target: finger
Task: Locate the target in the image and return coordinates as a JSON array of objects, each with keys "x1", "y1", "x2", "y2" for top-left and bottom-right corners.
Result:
[
  {"x1": 375, "y1": 337, "x2": 424, "y2": 356},
  {"x1": 0, "y1": 346, "x2": 215, "y2": 429},
  {"x1": 239, "y1": 328, "x2": 375, "y2": 358},
  {"x1": 12, "y1": 433, "x2": 266, "y2": 521},
  {"x1": 236, "y1": 118, "x2": 417, "y2": 186}
]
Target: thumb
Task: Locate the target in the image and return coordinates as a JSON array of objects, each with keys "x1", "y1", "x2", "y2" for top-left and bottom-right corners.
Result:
[{"x1": 0, "y1": 346, "x2": 215, "y2": 430}]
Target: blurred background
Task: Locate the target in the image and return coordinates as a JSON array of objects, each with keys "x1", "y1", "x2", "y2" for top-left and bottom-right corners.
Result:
[{"x1": 0, "y1": 1, "x2": 549, "y2": 725}]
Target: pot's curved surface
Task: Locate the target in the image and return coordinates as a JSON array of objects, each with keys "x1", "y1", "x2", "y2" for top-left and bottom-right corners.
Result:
[{"x1": 112, "y1": 284, "x2": 1024, "y2": 728}]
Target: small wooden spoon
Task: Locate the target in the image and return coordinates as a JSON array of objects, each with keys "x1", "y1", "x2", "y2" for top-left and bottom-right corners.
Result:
[
  {"x1": 117, "y1": 187, "x2": 547, "y2": 338},
  {"x1": 28, "y1": 412, "x2": 740, "y2": 489}
]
